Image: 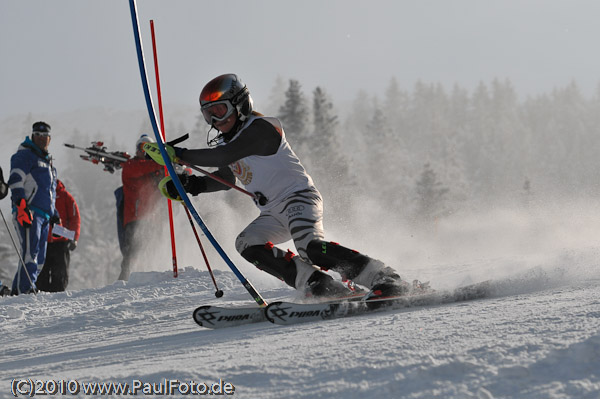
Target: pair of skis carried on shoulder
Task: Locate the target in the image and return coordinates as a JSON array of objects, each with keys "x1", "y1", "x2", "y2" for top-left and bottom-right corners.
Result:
[{"x1": 193, "y1": 280, "x2": 492, "y2": 329}]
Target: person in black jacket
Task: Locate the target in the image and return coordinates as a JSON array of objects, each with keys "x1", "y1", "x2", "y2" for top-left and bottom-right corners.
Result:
[{"x1": 0, "y1": 166, "x2": 8, "y2": 200}]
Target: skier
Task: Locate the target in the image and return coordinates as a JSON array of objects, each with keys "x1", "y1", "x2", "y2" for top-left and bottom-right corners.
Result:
[
  {"x1": 117, "y1": 134, "x2": 164, "y2": 281},
  {"x1": 37, "y1": 179, "x2": 80, "y2": 292},
  {"x1": 145, "y1": 74, "x2": 406, "y2": 298},
  {"x1": 7, "y1": 121, "x2": 60, "y2": 294}
]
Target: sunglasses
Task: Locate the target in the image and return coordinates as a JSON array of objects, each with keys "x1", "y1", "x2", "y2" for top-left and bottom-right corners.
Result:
[
  {"x1": 33, "y1": 132, "x2": 51, "y2": 137},
  {"x1": 201, "y1": 100, "x2": 235, "y2": 125}
]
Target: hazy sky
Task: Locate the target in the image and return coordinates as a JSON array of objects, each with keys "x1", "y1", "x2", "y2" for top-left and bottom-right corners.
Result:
[{"x1": 1, "y1": 0, "x2": 599, "y2": 120}]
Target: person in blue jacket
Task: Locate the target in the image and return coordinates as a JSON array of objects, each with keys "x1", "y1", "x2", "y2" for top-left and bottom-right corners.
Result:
[{"x1": 7, "y1": 121, "x2": 60, "y2": 294}]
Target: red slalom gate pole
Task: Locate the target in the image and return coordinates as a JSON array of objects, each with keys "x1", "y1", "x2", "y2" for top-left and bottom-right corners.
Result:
[
  {"x1": 150, "y1": 20, "x2": 178, "y2": 278},
  {"x1": 149, "y1": 20, "x2": 222, "y2": 296}
]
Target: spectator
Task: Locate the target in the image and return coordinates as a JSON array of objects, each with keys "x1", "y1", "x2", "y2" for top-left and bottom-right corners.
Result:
[
  {"x1": 37, "y1": 179, "x2": 80, "y2": 292},
  {"x1": 7, "y1": 121, "x2": 59, "y2": 294},
  {"x1": 116, "y1": 134, "x2": 164, "y2": 281}
]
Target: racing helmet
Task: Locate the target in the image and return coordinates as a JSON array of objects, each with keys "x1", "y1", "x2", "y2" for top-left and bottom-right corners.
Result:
[{"x1": 199, "y1": 74, "x2": 253, "y2": 126}]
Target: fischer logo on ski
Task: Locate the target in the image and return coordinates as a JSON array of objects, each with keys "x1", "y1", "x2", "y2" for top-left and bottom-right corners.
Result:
[
  {"x1": 194, "y1": 306, "x2": 253, "y2": 326},
  {"x1": 193, "y1": 307, "x2": 219, "y2": 327},
  {"x1": 193, "y1": 305, "x2": 266, "y2": 329},
  {"x1": 267, "y1": 303, "x2": 328, "y2": 322}
]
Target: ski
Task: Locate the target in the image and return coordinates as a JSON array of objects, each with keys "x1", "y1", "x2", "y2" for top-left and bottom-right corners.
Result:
[
  {"x1": 193, "y1": 305, "x2": 267, "y2": 329},
  {"x1": 64, "y1": 142, "x2": 131, "y2": 174},
  {"x1": 265, "y1": 281, "x2": 492, "y2": 326},
  {"x1": 193, "y1": 282, "x2": 491, "y2": 329},
  {"x1": 192, "y1": 292, "x2": 366, "y2": 329}
]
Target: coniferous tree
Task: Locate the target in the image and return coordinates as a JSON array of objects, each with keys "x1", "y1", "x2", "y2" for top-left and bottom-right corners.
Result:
[
  {"x1": 310, "y1": 87, "x2": 343, "y2": 170},
  {"x1": 310, "y1": 87, "x2": 351, "y2": 221},
  {"x1": 278, "y1": 79, "x2": 309, "y2": 147},
  {"x1": 364, "y1": 98, "x2": 391, "y2": 186},
  {"x1": 463, "y1": 81, "x2": 495, "y2": 197},
  {"x1": 414, "y1": 163, "x2": 450, "y2": 223},
  {"x1": 342, "y1": 89, "x2": 372, "y2": 169},
  {"x1": 383, "y1": 77, "x2": 409, "y2": 134}
]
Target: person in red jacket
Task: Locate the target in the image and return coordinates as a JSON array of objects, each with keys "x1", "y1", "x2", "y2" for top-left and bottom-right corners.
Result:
[
  {"x1": 117, "y1": 134, "x2": 164, "y2": 281},
  {"x1": 37, "y1": 179, "x2": 81, "y2": 292}
]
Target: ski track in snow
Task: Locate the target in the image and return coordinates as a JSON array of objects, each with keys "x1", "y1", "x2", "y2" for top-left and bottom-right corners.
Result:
[{"x1": 1, "y1": 257, "x2": 600, "y2": 399}]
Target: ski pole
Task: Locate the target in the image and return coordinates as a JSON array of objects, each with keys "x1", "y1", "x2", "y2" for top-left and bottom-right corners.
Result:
[
  {"x1": 183, "y1": 205, "x2": 223, "y2": 297},
  {"x1": 128, "y1": 1, "x2": 267, "y2": 307},
  {"x1": 179, "y1": 162, "x2": 267, "y2": 206},
  {"x1": 0, "y1": 207, "x2": 36, "y2": 295}
]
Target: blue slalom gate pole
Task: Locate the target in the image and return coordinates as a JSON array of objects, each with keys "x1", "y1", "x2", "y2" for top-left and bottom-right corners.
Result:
[{"x1": 128, "y1": 0, "x2": 266, "y2": 307}]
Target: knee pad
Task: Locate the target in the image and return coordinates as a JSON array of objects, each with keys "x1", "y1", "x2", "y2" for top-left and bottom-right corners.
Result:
[
  {"x1": 235, "y1": 233, "x2": 250, "y2": 255},
  {"x1": 241, "y1": 244, "x2": 298, "y2": 287}
]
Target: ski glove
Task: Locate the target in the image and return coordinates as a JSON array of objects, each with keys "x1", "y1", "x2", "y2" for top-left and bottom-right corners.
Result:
[
  {"x1": 0, "y1": 167, "x2": 7, "y2": 200},
  {"x1": 143, "y1": 142, "x2": 186, "y2": 166},
  {"x1": 49, "y1": 214, "x2": 61, "y2": 227},
  {"x1": 16, "y1": 198, "x2": 32, "y2": 228},
  {"x1": 68, "y1": 240, "x2": 77, "y2": 251},
  {"x1": 158, "y1": 174, "x2": 207, "y2": 202}
]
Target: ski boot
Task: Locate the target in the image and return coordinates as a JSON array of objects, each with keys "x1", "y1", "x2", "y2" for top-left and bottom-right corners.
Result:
[
  {"x1": 290, "y1": 255, "x2": 352, "y2": 299},
  {"x1": 305, "y1": 272, "x2": 355, "y2": 298},
  {"x1": 0, "y1": 284, "x2": 11, "y2": 297},
  {"x1": 348, "y1": 257, "x2": 408, "y2": 299}
]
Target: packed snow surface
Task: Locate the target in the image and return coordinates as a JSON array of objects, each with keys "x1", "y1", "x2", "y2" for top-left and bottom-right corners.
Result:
[{"x1": 1, "y1": 249, "x2": 600, "y2": 399}]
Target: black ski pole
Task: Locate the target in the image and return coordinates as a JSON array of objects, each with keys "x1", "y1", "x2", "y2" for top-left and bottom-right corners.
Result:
[
  {"x1": 183, "y1": 205, "x2": 223, "y2": 298},
  {"x1": 0, "y1": 207, "x2": 36, "y2": 295}
]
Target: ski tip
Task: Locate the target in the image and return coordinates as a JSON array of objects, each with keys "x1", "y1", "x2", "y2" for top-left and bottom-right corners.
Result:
[{"x1": 192, "y1": 305, "x2": 212, "y2": 327}]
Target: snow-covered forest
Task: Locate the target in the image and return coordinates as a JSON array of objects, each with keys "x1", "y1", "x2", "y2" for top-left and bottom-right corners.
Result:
[
  {"x1": 274, "y1": 78, "x2": 600, "y2": 217},
  {"x1": 1, "y1": 77, "x2": 600, "y2": 291}
]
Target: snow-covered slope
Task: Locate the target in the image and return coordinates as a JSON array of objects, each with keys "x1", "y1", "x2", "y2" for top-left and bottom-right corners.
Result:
[{"x1": 1, "y1": 251, "x2": 599, "y2": 399}]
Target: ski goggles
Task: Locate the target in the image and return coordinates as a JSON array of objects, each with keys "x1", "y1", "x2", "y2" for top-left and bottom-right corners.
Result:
[
  {"x1": 201, "y1": 100, "x2": 235, "y2": 125},
  {"x1": 33, "y1": 131, "x2": 51, "y2": 137}
]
